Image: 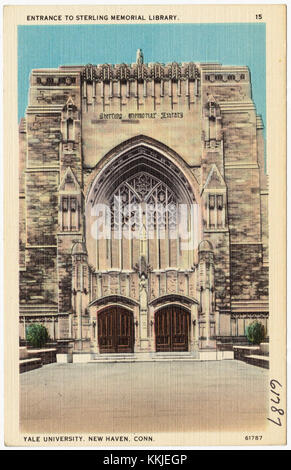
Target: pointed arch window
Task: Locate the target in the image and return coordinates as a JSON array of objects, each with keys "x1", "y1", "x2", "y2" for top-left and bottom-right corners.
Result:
[
  {"x1": 109, "y1": 172, "x2": 178, "y2": 234},
  {"x1": 60, "y1": 195, "x2": 80, "y2": 231},
  {"x1": 207, "y1": 194, "x2": 225, "y2": 229},
  {"x1": 88, "y1": 145, "x2": 199, "y2": 273},
  {"x1": 66, "y1": 118, "x2": 74, "y2": 141},
  {"x1": 100, "y1": 171, "x2": 188, "y2": 270}
]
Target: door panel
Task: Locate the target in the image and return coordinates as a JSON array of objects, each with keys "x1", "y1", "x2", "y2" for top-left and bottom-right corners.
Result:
[
  {"x1": 98, "y1": 307, "x2": 134, "y2": 353},
  {"x1": 155, "y1": 306, "x2": 190, "y2": 352}
]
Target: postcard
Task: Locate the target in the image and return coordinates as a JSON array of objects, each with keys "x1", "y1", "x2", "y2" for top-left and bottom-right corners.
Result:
[{"x1": 3, "y1": 4, "x2": 286, "y2": 447}]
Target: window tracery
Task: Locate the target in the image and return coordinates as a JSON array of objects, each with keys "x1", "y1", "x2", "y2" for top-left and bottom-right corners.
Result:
[{"x1": 109, "y1": 172, "x2": 178, "y2": 233}]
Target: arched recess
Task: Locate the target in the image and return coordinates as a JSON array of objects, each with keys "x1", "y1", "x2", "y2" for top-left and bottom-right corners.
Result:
[
  {"x1": 88, "y1": 294, "x2": 139, "y2": 309},
  {"x1": 97, "y1": 305, "x2": 134, "y2": 354},
  {"x1": 85, "y1": 135, "x2": 200, "y2": 204},
  {"x1": 149, "y1": 293, "x2": 199, "y2": 308},
  {"x1": 155, "y1": 304, "x2": 191, "y2": 352},
  {"x1": 85, "y1": 136, "x2": 202, "y2": 272}
]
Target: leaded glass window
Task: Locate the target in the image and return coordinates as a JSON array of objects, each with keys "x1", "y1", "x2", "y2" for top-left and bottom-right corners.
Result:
[{"x1": 109, "y1": 172, "x2": 178, "y2": 234}]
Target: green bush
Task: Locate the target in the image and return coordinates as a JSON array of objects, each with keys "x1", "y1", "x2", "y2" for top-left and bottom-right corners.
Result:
[
  {"x1": 26, "y1": 324, "x2": 50, "y2": 348},
  {"x1": 245, "y1": 321, "x2": 265, "y2": 345}
]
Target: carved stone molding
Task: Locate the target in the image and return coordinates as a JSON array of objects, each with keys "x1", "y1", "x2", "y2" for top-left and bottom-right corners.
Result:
[{"x1": 82, "y1": 62, "x2": 200, "y2": 83}]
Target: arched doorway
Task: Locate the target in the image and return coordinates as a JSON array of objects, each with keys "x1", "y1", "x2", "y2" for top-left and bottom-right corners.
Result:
[
  {"x1": 86, "y1": 140, "x2": 202, "y2": 354},
  {"x1": 155, "y1": 305, "x2": 190, "y2": 352},
  {"x1": 98, "y1": 306, "x2": 134, "y2": 353}
]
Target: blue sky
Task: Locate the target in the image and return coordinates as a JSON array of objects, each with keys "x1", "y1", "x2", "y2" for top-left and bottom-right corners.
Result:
[{"x1": 18, "y1": 23, "x2": 266, "y2": 127}]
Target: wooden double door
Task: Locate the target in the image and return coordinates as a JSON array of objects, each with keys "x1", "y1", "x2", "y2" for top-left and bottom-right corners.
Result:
[
  {"x1": 98, "y1": 306, "x2": 134, "y2": 353},
  {"x1": 155, "y1": 305, "x2": 190, "y2": 352}
]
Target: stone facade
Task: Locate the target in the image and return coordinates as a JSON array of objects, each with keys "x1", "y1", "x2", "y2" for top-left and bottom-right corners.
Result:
[{"x1": 19, "y1": 51, "x2": 268, "y2": 354}]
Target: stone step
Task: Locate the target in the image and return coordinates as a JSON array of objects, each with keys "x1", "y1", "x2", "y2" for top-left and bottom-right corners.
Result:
[
  {"x1": 151, "y1": 354, "x2": 198, "y2": 361},
  {"x1": 244, "y1": 354, "x2": 269, "y2": 369},
  {"x1": 247, "y1": 354, "x2": 269, "y2": 361},
  {"x1": 89, "y1": 352, "x2": 200, "y2": 363},
  {"x1": 19, "y1": 357, "x2": 42, "y2": 373}
]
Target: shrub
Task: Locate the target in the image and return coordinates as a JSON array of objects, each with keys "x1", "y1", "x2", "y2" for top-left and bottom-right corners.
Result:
[
  {"x1": 26, "y1": 324, "x2": 50, "y2": 348},
  {"x1": 245, "y1": 321, "x2": 265, "y2": 345}
]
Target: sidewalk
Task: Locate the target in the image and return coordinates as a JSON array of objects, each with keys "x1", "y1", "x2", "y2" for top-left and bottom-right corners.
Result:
[{"x1": 20, "y1": 360, "x2": 268, "y2": 434}]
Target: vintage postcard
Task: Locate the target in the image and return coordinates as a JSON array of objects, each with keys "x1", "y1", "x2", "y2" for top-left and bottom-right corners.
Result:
[{"x1": 3, "y1": 4, "x2": 286, "y2": 447}]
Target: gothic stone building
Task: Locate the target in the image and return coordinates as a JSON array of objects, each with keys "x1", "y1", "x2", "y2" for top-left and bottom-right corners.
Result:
[{"x1": 19, "y1": 51, "x2": 269, "y2": 357}]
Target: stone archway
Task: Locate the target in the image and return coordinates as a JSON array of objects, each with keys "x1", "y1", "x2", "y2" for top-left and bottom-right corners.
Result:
[
  {"x1": 85, "y1": 138, "x2": 202, "y2": 273},
  {"x1": 85, "y1": 135, "x2": 201, "y2": 205},
  {"x1": 84, "y1": 137, "x2": 203, "y2": 352}
]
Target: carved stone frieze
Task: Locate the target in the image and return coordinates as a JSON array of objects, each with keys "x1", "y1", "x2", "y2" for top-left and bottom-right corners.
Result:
[{"x1": 82, "y1": 62, "x2": 200, "y2": 83}]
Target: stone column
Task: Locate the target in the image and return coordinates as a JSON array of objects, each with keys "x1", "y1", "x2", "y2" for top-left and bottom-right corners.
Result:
[
  {"x1": 90, "y1": 314, "x2": 97, "y2": 352},
  {"x1": 52, "y1": 317, "x2": 55, "y2": 340},
  {"x1": 198, "y1": 240, "x2": 215, "y2": 348},
  {"x1": 191, "y1": 303, "x2": 199, "y2": 350},
  {"x1": 56, "y1": 317, "x2": 60, "y2": 340},
  {"x1": 95, "y1": 317, "x2": 99, "y2": 353},
  {"x1": 139, "y1": 273, "x2": 149, "y2": 350},
  {"x1": 76, "y1": 291, "x2": 82, "y2": 342},
  {"x1": 90, "y1": 316, "x2": 94, "y2": 343},
  {"x1": 148, "y1": 305, "x2": 155, "y2": 352},
  {"x1": 68, "y1": 313, "x2": 73, "y2": 338},
  {"x1": 215, "y1": 309, "x2": 220, "y2": 337},
  {"x1": 71, "y1": 241, "x2": 88, "y2": 351},
  {"x1": 205, "y1": 287, "x2": 210, "y2": 343}
]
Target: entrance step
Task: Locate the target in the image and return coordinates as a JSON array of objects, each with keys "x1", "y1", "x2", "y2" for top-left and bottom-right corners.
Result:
[
  {"x1": 90, "y1": 353, "x2": 137, "y2": 363},
  {"x1": 89, "y1": 351, "x2": 200, "y2": 363},
  {"x1": 151, "y1": 352, "x2": 200, "y2": 361}
]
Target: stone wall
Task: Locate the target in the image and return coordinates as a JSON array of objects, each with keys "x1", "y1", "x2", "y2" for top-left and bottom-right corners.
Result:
[
  {"x1": 19, "y1": 60, "x2": 268, "y2": 345},
  {"x1": 20, "y1": 247, "x2": 58, "y2": 305},
  {"x1": 230, "y1": 244, "x2": 268, "y2": 300},
  {"x1": 25, "y1": 171, "x2": 58, "y2": 246},
  {"x1": 225, "y1": 167, "x2": 262, "y2": 242}
]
